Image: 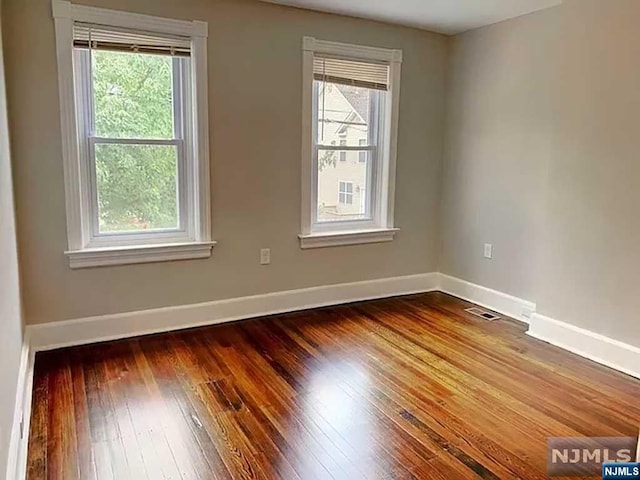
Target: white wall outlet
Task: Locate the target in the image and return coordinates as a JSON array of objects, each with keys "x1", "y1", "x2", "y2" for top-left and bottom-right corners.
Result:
[
  {"x1": 484, "y1": 243, "x2": 493, "y2": 259},
  {"x1": 260, "y1": 248, "x2": 271, "y2": 265}
]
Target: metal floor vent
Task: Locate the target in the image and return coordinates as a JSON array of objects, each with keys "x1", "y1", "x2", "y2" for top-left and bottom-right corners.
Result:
[{"x1": 465, "y1": 307, "x2": 501, "y2": 321}]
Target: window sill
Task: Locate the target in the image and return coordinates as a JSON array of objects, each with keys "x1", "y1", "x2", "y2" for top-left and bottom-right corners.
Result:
[
  {"x1": 298, "y1": 228, "x2": 398, "y2": 249},
  {"x1": 65, "y1": 241, "x2": 217, "y2": 269}
]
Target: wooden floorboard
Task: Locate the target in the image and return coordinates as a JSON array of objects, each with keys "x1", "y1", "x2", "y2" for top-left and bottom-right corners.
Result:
[{"x1": 27, "y1": 292, "x2": 640, "y2": 479}]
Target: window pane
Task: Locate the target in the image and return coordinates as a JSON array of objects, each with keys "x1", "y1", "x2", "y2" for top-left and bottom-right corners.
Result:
[
  {"x1": 316, "y1": 81, "x2": 374, "y2": 147},
  {"x1": 317, "y1": 149, "x2": 370, "y2": 223},
  {"x1": 93, "y1": 50, "x2": 175, "y2": 139},
  {"x1": 95, "y1": 143, "x2": 179, "y2": 233},
  {"x1": 358, "y1": 139, "x2": 367, "y2": 163}
]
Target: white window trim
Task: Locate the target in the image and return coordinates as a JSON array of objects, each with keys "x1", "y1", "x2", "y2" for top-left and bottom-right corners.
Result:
[
  {"x1": 358, "y1": 139, "x2": 367, "y2": 163},
  {"x1": 299, "y1": 36, "x2": 402, "y2": 249},
  {"x1": 52, "y1": 0, "x2": 214, "y2": 268},
  {"x1": 299, "y1": 228, "x2": 399, "y2": 249},
  {"x1": 338, "y1": 180, "x2": 354, "y2": 205}
]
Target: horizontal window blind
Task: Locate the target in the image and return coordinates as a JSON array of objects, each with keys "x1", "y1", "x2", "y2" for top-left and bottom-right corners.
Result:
[
  {"x1": 73, "y1": 23, "x2": 191, "y2": 57},
  {"x1": 313, "y1": 55, "x2": 389, "y2": 91}
]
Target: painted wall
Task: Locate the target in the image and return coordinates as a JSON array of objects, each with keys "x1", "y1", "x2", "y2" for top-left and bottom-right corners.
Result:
[
  {"x1": 441, "y1": 6, "x2": 556, "y2": 303},
  {"x1": 0, "y1": 2, "x2": 25, "y2": 476},
  {"x1": 2, "y1": 0, "x2": 447, "y2": 325},
  {"x1": 11, "y1": 0, "x2": 637, "y2": 351},
  {"x1": 442, "y1": 0, "x2": 640, "y2": 346}
]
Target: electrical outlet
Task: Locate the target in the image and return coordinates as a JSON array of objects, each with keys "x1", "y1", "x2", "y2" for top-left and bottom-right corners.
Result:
[
  {"x1": 260, "y1": 248, "x2": 271, "y2": 265},
  {"x1": 484, "y1": 243, "x2": 493, "y2": 259}
]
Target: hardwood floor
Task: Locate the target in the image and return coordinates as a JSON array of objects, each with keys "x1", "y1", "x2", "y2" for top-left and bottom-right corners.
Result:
[{"x1": 27, "y1": 292, "x2": 640, "y2": 479}]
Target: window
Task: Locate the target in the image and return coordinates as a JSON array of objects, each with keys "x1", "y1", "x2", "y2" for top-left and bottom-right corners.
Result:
[
  {"x1": 339, "y1": 139, "x2": 347, "y2": 162},
  {"x1": 299, "y1": 37, "x2": 402, "y2": 249},
  {"x1": 358, "y1": 139, "x2": 367, "y2": 163},
  {"x1": 339, "y1": 181, "x2": 353, "y2": 205},
  {"x1": 52, "y1": 1, "x2": 213, "y2": 267}
]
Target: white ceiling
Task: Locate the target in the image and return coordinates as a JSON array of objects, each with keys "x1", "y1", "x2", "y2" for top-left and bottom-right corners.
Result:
[{"x1": 259, "y1": 0, "x2": 562, "y2": 35}]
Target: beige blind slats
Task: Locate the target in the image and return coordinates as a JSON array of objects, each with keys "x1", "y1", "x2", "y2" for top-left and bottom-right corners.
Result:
[
  {"x1": 73, "y1": 23, "x2": 191, "y2": 57},
  {"x1": 313, "y1": 55, "x2": 389, "y2": 91}
]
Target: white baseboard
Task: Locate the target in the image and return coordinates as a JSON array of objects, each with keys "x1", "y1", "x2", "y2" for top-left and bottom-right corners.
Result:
[
  {"x1": 437, "y1": 274, "x2": 536, "y2": 323},
  {"x1": 527, "y1": 313, "x2": 640, "y2": 380},
  {"x1": 438, "y1": 274, "x2": 640, "y2": 380},
  {"x1": 5, "y1": 332, "x2": 35, "y2": 480},
  {"x1": 28, "y1": 272, "x2": 439, "y2": 351}
]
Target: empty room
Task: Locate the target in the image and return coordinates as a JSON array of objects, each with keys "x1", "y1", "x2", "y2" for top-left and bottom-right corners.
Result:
[{"x1": 1, "y1": 0, "x2": 640, "y2": 478}]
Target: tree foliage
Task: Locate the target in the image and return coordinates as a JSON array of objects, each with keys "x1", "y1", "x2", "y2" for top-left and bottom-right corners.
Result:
[
  {"x1": 92, "y1": 50, "x2": 178, "y2": 232},
  {"x1": 318, "y1": 141, "x2": 337, "y2": 172}
]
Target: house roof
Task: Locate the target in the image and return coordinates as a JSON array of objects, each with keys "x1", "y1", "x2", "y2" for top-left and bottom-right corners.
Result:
[{"x1": 335, "y1": 84, "x2": 368, "y2": 123}]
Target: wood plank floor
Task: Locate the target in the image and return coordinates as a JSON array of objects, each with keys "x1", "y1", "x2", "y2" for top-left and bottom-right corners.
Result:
[{"x1": 27, "y1": 292, "x2": 640, "y2": 480}]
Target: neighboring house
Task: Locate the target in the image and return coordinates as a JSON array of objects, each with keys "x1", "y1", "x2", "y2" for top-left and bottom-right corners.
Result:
[{"x1": 317, "y1": 83, "x2": 370, "y2": 222}]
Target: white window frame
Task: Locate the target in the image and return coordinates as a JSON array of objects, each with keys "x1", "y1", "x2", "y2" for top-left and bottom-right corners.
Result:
[
  {"x1": 52, "y1": 0, "x2": 214, "y2": 268},
  {"x1": 339, "y1": 138, "x2": 347, "y2": 162},
  {"x1": 358, "y1": 139, "x2": 367, "y2": 163},
  {"x1": 338, "y1": 181, "x2": 354, "y2": 205},
  {"x1": 299, "y1": 37, "x2": 401, "y2": 249}
]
